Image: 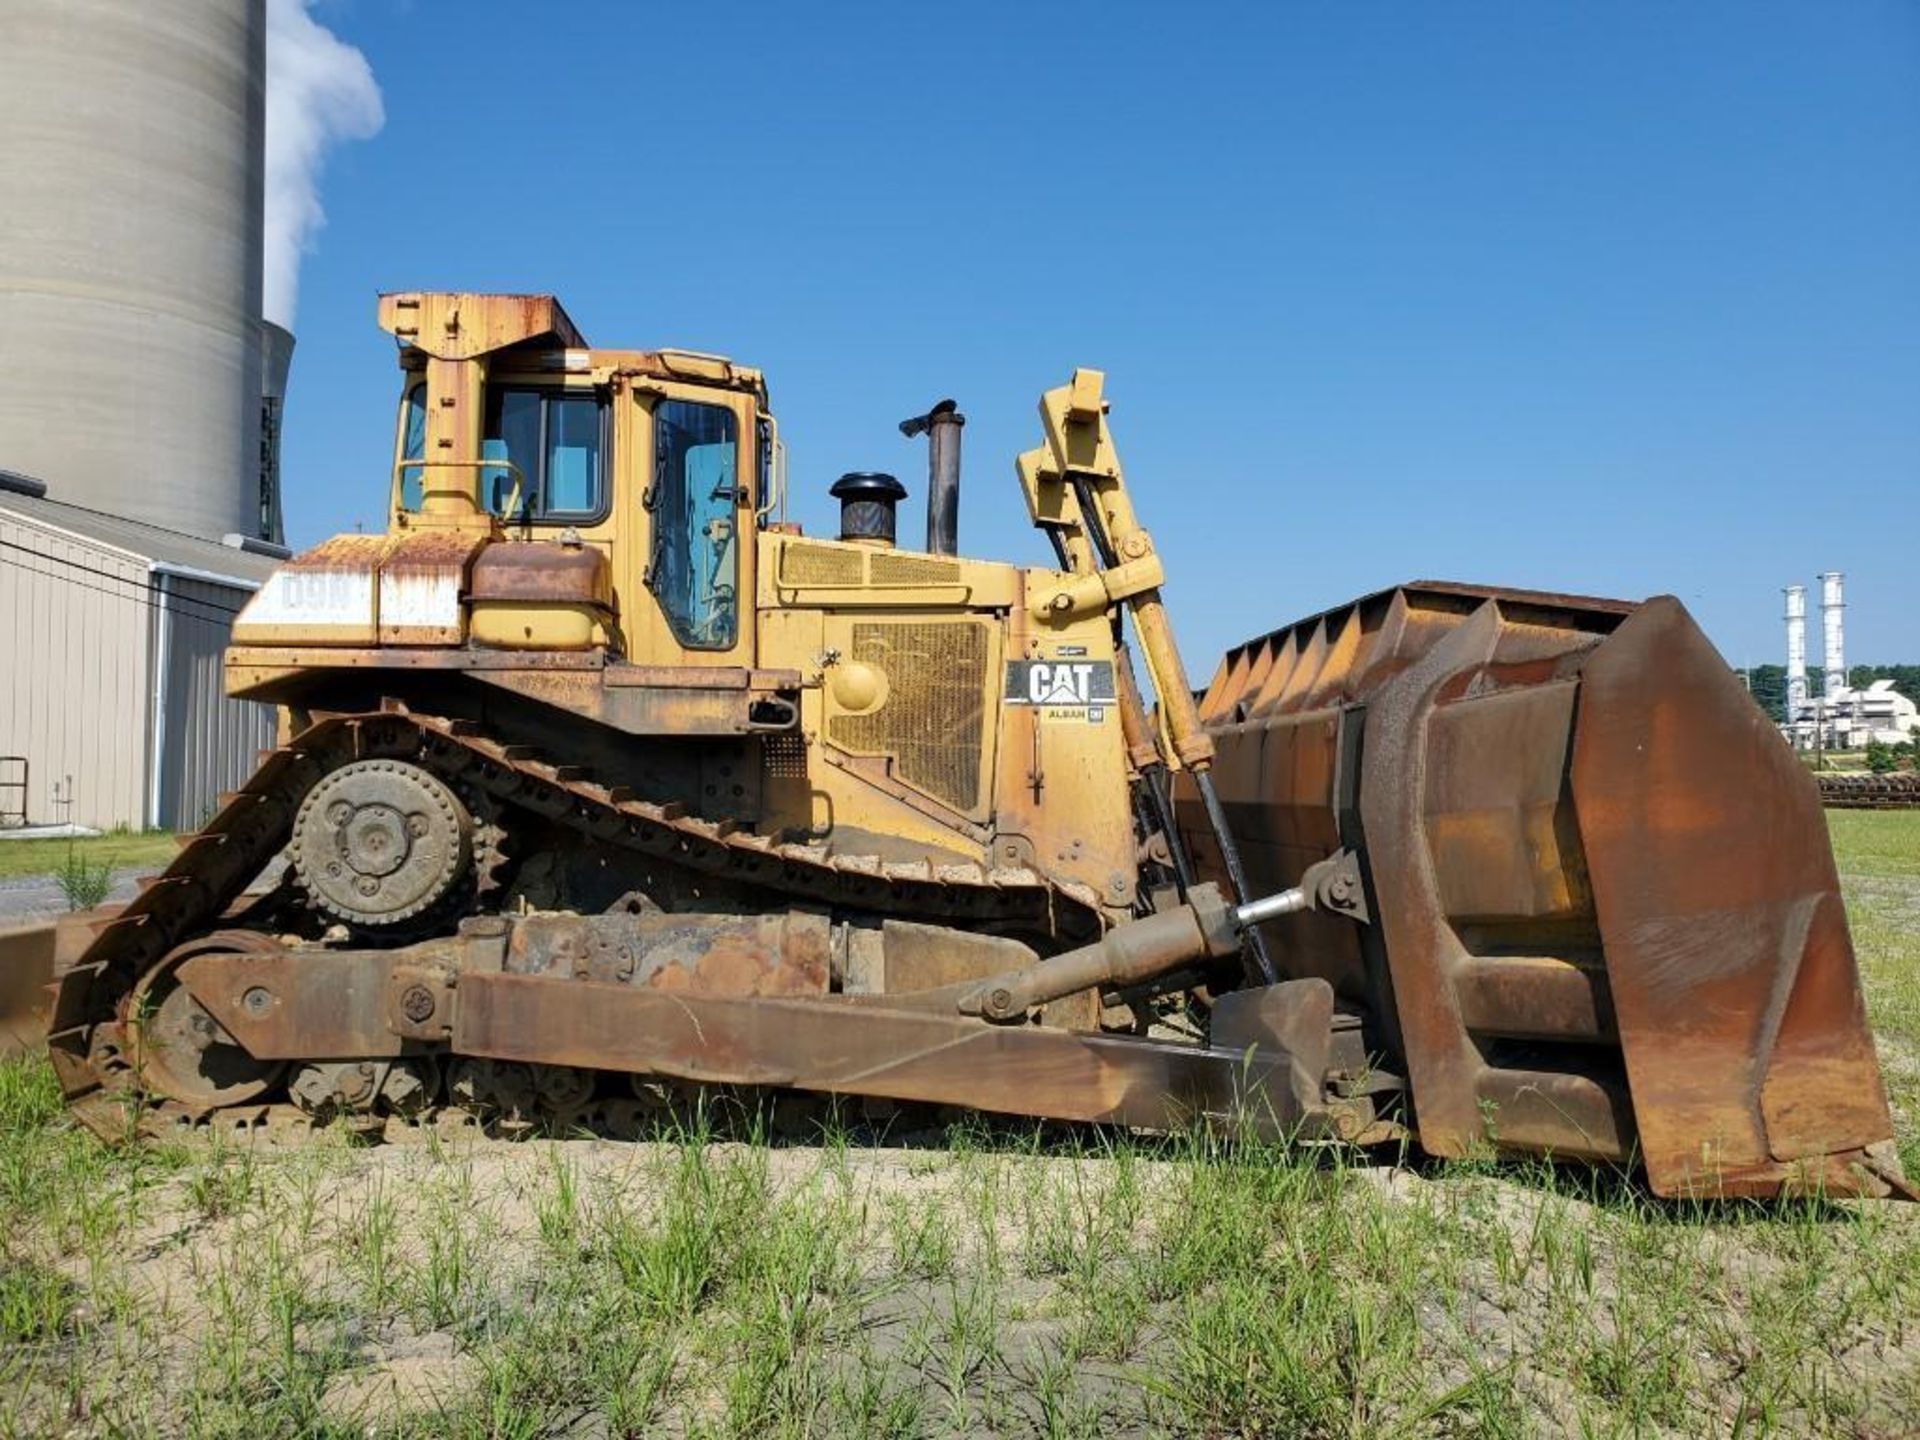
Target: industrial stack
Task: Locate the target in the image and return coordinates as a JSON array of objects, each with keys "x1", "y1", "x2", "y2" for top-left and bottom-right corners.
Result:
[
  {"x1": 0, "y1": 0, "x2": 289, "y2": 831},
  {"x1": 1778, "y1": 570, "x2": 1919, "y2": 751},
  {"x1": 1783, "y1": 584, "x2": 1809, "y2": 719}
]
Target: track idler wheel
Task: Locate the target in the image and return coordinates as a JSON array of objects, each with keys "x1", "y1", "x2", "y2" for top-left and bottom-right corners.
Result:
[
  {"x1": 291, "y1": 759, "x2": 474, "y2": 930},
  {"x1": 127, "y1": 933, "x2": 286, "y2": 1114}
]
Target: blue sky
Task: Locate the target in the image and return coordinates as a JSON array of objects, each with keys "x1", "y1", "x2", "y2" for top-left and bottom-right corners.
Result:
[{"x1": 284, "y1": 1, "x2": 1918, "y2": 669}]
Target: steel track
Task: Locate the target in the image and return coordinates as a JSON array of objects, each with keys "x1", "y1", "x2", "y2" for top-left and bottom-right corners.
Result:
[{"x1": 47, "y1": 709, "x2": 1104, "y2": 1142}]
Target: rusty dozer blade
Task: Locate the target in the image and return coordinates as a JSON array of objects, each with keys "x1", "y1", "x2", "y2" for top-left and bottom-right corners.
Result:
[
  {"x1": 1183, "y1": 581, "x2": 1900, "y2": 1199},
  {"x1": 0, "y1": 921, "x2": 58, "y2": 1057}
]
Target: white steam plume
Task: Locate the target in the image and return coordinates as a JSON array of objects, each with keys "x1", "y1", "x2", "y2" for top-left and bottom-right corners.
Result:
[{"x1": 264, "y1": 0, "x2": 383, "y2": 328}]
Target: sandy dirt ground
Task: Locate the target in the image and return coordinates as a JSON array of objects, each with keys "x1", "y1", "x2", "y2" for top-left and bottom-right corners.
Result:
[{"x1": 0, "y1": 813, "x2": 1915, "y2": 1437}]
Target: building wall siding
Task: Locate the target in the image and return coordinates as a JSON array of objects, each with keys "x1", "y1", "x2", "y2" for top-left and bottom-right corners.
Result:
[
  {"x1": 0, "y1": 513, "x2": 151, "y2": 828},
  {"x1": 155, "y1": 574, "x2": 276, "y2": 830}
]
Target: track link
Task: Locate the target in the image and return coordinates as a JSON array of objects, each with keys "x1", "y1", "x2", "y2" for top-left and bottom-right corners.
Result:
[{"x1": 47, "y1": 710, "x2": 1104, "y2": 1141}]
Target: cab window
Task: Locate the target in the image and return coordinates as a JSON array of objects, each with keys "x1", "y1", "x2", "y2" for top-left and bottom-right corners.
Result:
[
  {"x1": 395, "y1": 385, "x2": 604, "y2": 521},
  {"x1": 397, "y1": 383, "x2": 426, "y2": 510},
  {"x1": 482, "y1": 388, "x2": 605, "y2": 521},
  {"x1": 649, "y1": 400, "x2": 738, "y2": 650}
]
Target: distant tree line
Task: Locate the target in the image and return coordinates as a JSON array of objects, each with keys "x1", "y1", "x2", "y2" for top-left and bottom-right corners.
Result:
[
  {"x1": 1741, "y1": 663, "x2": 1920, "y2": 724},
  {"x1": 1865, "y1": 739, "x2": 1916, "y2": 774}
]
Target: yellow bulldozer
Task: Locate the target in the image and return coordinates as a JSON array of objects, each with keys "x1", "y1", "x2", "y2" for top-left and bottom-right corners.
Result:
[{"x1": 2, "y1": 292, "x2": 1901, "y2": 1198}]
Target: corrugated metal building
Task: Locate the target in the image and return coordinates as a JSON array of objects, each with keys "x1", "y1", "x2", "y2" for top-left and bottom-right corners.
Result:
[{"x1": 0, "y1": 475, "x2": 281, "y2": 831}]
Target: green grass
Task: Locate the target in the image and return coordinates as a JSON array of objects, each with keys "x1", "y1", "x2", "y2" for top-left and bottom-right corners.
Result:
[
  {"x1": 0, "y1": 829, "x2": 177, "y2": 882},
  {"x1": 0, "y1": 1082, "x2": 1915, "y2": 1436},
  {"x1": 0, "y1": 814, "x2": 1911, "y2": 1436}
]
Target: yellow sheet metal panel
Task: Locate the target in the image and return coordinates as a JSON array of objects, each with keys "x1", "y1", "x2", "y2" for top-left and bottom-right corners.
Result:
[
  {"x1": 232, "y1": 531, "x2": 481, "y2": 649},
  {"x1": 233, "y1": 534, "x2": 385, "y2": 645},
  {"x1": 468, "y1": 604, "x2": 597, "y2": 650},
  {"x1": 375, "y1": 531, "x2": 479, "y2": 646},
  {"x1": 993, "y1": 593, "x2": 1138, "y2": 911}
]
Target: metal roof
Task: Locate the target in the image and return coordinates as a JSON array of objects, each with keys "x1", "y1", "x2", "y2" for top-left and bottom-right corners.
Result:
[{"x1": 0, "y1": 485, "x2": 282, "y2": 588}]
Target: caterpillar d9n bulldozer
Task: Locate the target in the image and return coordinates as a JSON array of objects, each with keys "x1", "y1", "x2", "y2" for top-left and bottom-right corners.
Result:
[{"x1": 8, "y1": 291, "x2": 1903, "y2": 1199}]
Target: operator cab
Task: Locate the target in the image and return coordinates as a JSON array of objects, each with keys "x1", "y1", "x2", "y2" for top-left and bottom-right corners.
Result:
[{"x1": 382, "y1": 296, "x2": 773, "y2": 669}]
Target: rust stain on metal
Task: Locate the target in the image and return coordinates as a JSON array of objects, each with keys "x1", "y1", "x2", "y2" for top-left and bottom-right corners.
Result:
[
  {"x1": 0, "y1": 922, "x2": 56, "y2": 1056},
  {"x1": 1571, "y1": 597, "x2": 1893, "y2": 1196},
  {"x1": 178, "y1": 946, "x2": 422, "y2": 1060},
  {"x1": 296, "y1": 533, "x2": 395, "y2": 569},
  {"x1": 382, "y1": 529, "x2": 482, "y2": 570},
  {"x1": 228, "y1": 645, "x2": 606, "y2": 672},
  {"x1": 468, "y1": 540, "x2": 611, "y2": 607},
  {"x1": 452, "y1": 971, "x2": 1321, "y2": 1135},
  {"x1": 1187, "y1": 581, "x2": 1899, "y2": 1197},
  {"x1": 503, "y1": 911, "x2": 830, "y2": 997},
  {"x1": 646, "y1": 914, "x2": 830, "y2": 996}
]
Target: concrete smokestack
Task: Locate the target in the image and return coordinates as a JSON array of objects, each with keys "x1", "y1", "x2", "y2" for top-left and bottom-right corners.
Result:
[
  {"x1": 1783, "y1": 585, "x2": 1808, "y2": 717},
  {"x1": 0, "y1": 0, "x2": 266, "y2": 541},
  {"x1": 1819, "y1": 571, "x2": 1846, "y2": 700}
]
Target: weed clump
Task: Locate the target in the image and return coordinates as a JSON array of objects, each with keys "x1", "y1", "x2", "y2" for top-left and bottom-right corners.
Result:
[{"x1": 55, "y1": 846, "x2": 113, "y2": 911}]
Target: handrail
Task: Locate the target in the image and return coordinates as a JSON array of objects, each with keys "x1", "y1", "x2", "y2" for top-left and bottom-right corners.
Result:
[
  {"x1": 390, "y1": 456, "x2": 529, "y2": 519},
  {"x1": 754, "y1": 414, "x2": 786, "y2": 528}
]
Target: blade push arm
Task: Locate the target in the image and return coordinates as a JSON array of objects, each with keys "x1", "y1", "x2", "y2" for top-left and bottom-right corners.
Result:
[{"x1": 1017, "y1": 369, "x2": 1279, "y2": 984}]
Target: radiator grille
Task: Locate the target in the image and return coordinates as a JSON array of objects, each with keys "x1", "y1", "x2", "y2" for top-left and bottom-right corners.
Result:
[
  {"x1": 870, "y1": 552, "x2": 962, "y2": 587},
  {"x1": 827, "y1": 621, "x2": 989, "y2": 814},
  {"x1": 778, "y1": 542, "x2": 864, "y2": 587}
]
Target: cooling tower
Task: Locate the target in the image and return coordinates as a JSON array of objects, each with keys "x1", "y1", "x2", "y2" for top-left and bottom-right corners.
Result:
[
  {"x1": 259, "y1": 320, "x2": 294, "y2": 547},
  {"x1": 0, "y1": 0, "x2": 267, "y2": 542}
]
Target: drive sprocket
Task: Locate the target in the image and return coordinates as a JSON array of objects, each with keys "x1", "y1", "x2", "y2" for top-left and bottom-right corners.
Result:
[{"x1": 290, "y1": 758, "x2": 473, "y2": 929}]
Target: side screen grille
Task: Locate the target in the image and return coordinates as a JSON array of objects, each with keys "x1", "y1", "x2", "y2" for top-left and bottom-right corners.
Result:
[
  {"x1": 827, "y1": 621, "x2": 989, "y2": 815},
  {"x1": 778, "y1": 541, "x2": 964, "y2": 591},
  {"x1": 779, "y1": 542, "x2": 864, "y2": 587},
  {"x1": 870, "y1": 552, "x2": 961, "y2": 587}
]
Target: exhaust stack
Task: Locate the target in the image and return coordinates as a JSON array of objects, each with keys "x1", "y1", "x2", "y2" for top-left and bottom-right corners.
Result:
[
  {"x1": 1820, "y1": 570, "x2": 1846, "y2": 699},
  {"x1": 900, "y1": 399, "x2": 964, "y2": 556},
  {"x1": 1784, "y1": 584, "x2": 1808, "y2": 717}
]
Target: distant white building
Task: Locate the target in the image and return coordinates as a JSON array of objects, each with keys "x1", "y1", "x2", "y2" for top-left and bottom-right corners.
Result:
[
  {"x1": 1777, "y1": 571, "x2": 1916, "y2": 750},
  {"x1": 1783, "y1": 679, "x2": 1919, "y2": 751}
]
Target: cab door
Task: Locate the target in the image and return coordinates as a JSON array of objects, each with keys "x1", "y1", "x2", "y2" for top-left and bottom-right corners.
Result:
[{"x1": 615, "y1": 380, "x2": 758, "y2": 669}]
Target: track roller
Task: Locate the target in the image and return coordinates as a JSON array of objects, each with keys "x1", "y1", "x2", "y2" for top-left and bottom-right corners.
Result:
[{"x1": 289, "y1": 1056, "x2": 442, "y2": 1121}]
